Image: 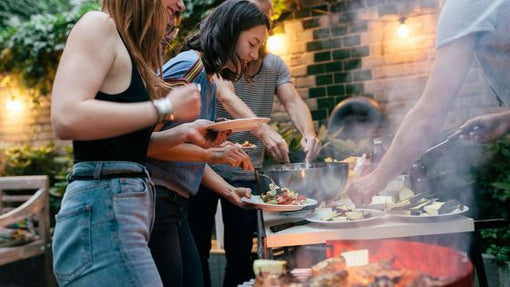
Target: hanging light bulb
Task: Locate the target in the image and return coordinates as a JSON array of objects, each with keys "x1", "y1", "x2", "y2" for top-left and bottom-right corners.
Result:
[
  {"x1": 5, "y1": 97, "x2": 23, "y2": 113},
  {"x1": 397, "y1": 18, "x2": 409, "y2": 38},
  {"x1": 266, "y1": 34, "x2": 286, "y2": 55}
]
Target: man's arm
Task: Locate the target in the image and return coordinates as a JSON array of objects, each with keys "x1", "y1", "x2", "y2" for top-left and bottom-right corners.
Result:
[
  {"x1": 215, "y1": 76, "x2": 291, "y2": 163},
  {"x1": 276, "y1": 83, "x2": 321, "y2": 161},
  {"x1": 346, "y1": 34, "x2": 476, "y2": 204}
]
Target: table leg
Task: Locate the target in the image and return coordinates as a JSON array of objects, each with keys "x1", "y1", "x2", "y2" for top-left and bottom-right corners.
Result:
[{"x1": 256, "y1": 209, "x2": 269, "y2": 259}]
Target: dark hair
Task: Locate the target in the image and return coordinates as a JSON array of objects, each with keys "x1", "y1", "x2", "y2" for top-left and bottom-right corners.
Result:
[{"x1": 183, "y1": 0, "x2": 270, "y2": 81}]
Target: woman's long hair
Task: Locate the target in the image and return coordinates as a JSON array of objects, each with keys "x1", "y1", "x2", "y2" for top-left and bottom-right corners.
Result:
[
  {"x1": 183, "y1": 0, "x2": 270, "y2": 81},
  {"x1": 102, "y1": 0, "x2": 169, "y2": 99}
]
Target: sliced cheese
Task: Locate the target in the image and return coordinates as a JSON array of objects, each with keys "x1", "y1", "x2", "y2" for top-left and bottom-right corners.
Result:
[
  {"x1": 346, "y1": 210, "x2": 364, "y2": 220},
  {"x1": 423, "y1": 201, "x2": 445, "y2": 215},
  {"x1": 398, "y1": 186, "x2": 415, "y2": 201}
]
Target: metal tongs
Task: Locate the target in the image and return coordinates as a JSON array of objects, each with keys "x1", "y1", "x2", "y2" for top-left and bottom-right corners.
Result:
[{"x1": 422, "y1": 133, "x2": 460, "y2": 157}]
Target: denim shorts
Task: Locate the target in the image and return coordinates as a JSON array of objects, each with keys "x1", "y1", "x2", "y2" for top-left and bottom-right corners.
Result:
[{"x1": 52, "y1": 161, "x2": 162, "y2": 287}]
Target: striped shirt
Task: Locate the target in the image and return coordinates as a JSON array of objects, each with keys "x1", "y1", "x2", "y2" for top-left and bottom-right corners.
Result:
[{"x1": 212, "y1": 53, "x2": 292, "y2": 181}]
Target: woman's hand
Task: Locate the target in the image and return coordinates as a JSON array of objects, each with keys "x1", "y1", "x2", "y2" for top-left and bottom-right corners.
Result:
[
  {"x1": 300, "y1": 135, "x2": 321, "y2": 162},
  {"x1": 166, "y1": 84, "x2": 201, "y2": 121},
  {"x1": 206, "y1": 144, "x2": 254, "y2": 171},
  {"x1": 225, "y1": 186, "x2": 252, "y2": 208},
  {"x1": 178, "y1": 119, "x2": 232, "y2": 148},
  {"x1": 253, "y1": 124, "x2": 290, "y2": 164}
]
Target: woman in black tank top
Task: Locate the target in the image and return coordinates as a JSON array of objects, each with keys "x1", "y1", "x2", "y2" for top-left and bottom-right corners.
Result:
[{"x1": 50, "y1": 1, "x2": 208, "y2": 286}]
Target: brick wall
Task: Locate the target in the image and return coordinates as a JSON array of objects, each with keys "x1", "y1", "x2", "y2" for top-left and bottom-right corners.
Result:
[
  {"x1": 0, "y1": 0, "x2": 505, "y2": 148},
  {"x1": 273, "y1": 0, "x2": 502, "y2": 135},
  {"x1": 0, "y1": 87, "x2": 62, "y2": 147}
]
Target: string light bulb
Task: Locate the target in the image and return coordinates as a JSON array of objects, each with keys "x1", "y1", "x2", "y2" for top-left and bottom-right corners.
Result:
[
  {"x1": 266, "y1": 34, "x2": 286, "y2": 55},
  {"x1": 397, "y1": 18, "x2": 409, "y2": 38},
  {"x1": 5, "y1": 97, "x2": 23, "y2": 113}
]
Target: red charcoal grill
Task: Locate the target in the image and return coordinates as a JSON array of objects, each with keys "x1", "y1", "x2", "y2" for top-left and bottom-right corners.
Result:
[{"x1": 326, "y1": 239, "x2": 474, "y2": 287}]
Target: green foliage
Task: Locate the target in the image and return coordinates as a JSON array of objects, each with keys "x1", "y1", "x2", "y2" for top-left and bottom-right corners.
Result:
[
  {"x1": 0, "y1": 144, "x2": 73, "y2": 186},
  {"x1": 0, "y1": 143, "x2": 73, "y2": 226},
  {"x1": 0, "y1": 0, "x2": 74, "y2": 29},
  {"x1": 471, "y1": 137, "x2": 510, "y2": 265},
  {"x1": 165, "y1": 0, "x2": 222, "y2": 57},
  {"x1": 481, "y1": 228, "x2": 510, "y2": 265},
  {"x1": 0, "y1": 1, "x2": 100, "y2": 100},
  {"x1": 472, "y1": 137, "x2": 510, "y2": 219},
  {"x1": 272, "y1": 0, "x2": 289, "y2": 22}
]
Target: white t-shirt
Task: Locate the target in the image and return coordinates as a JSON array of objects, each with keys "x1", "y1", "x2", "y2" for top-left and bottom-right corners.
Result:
[{"x1": 437, "y1": 0, "x2": 510, "y2": 105}]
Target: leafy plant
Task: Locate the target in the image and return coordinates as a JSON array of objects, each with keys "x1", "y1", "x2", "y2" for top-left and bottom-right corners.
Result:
[
  {"x1": 0, "y1": 143, "x2": 73, "y2": 227},
  {"x1": 0, "y1": 0, "x2": 74, "y2": 29},
  {"x1": 0, "y1": 0, "x2": 99, "y2": 101},
  {"x1": 472, "y1": 137, "x2": 510, "y2": 265},
  {"x1": 481, "y1": 227, "x2": 510, "y2": 265}
]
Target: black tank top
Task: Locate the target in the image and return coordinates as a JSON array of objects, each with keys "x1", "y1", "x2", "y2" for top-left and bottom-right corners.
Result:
[{"x1": 73, "y1": 37, "x2": 154, "y2": 164}]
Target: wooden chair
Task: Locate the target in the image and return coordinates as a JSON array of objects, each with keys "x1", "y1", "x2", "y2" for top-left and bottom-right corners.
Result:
[{"x1": 0, "y1": 175, "x2": 51, "y2": 283}]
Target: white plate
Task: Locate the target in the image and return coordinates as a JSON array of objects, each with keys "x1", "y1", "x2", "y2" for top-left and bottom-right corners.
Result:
[
  {"x1": 304, "y1": 208, "x2": 385, "y2": 227},
  {"x1": 242, "y1": 195, "x2": 318, "y2": 212},
  {"x1": 206, "y1": 118, "x2": 270, "y2": 132},
  {"x1": 333, "y1": 197, "x2": 393, "y2": 210},
  {"x1": 389, "y1": 206, "x2": 469, "y2": 221}
]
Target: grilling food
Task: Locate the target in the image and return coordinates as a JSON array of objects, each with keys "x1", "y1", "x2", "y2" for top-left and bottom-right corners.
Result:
[
  {"x1": 311, "y1": 257, "x2": 346, "y2": 276},
  {"x1": 254, "y1": 256, "x2": 454, "y2": 286},
  {"x1": 253, "y1": 259, "x2": 287, "y2": 275}
]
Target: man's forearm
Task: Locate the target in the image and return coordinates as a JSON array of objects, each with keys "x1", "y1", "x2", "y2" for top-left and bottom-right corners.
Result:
[{"x1": 371, "y1": 35, "x2": 476, "y2": 184}]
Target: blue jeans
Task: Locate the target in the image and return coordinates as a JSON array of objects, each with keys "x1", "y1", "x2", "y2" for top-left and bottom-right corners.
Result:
[{"x1": 52, "y1": 161, "x2": 162, "y2": 287}]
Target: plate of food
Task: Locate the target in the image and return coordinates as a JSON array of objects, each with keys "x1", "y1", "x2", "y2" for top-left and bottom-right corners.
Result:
[
  {"x1": 206, "y1": 117, "x2": 270, "y2": 132},
  {"x1": 333, "y1": 196, "x2": 394, "y2": 211},
  {"x1": 304, "y1": 206, "x2": 385, "y2": 227},
  {"x1": 389, "y1": 200, "x2": 469, "y2": 221},
  {"x1": 386, "y1": 188, "x2": 469, "y2": 221},
  {"x1": 242, "y1": 183, "x2": 317, "y2": 212}
]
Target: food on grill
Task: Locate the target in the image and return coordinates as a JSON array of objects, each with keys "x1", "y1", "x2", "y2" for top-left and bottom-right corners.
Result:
[
  {"x1": 261, "y1": 183, "x2": 307, "y2": 205},
  {"x1": 387, "y1": 187, "x2": 464, "y2": 216},
  {"x1": 254, "y1": 256, "x2": 454, "y2": 287},
  {"x1": 254, "y1": 271, "x2": 302, "y2": 287},
  {"x1": 310, "y1": 257, "x2": 346, "y2": 276},
  {"x1": 253, "y1": 259, "x2": 287, "y2": 275}
]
